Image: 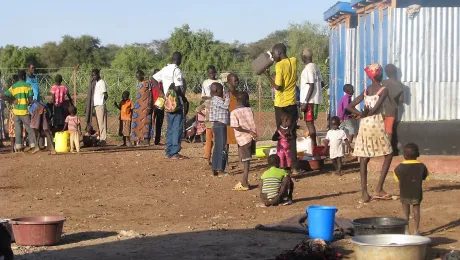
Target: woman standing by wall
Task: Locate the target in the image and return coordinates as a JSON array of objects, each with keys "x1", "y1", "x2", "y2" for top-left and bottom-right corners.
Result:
[
  {"x1": 347, "y1": 64, "x2": 393, "y2": 203},
  {"x1": 131, "y1": 70, "x2": 153, "y2": 146}
]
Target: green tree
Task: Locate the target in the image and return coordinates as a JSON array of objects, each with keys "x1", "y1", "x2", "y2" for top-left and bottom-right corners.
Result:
[{"x1": 111, "y1": 45, "x2": 156, "y2": 71}]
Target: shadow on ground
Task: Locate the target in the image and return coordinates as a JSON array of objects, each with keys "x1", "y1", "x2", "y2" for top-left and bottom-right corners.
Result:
[{"x1": 15, "y1": 229, "x2": 353, "y2": 260}]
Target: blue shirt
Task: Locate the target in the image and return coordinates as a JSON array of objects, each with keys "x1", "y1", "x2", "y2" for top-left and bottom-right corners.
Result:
[{"x1": 26, "y1": 74, "x2": 40, "y2": 100}]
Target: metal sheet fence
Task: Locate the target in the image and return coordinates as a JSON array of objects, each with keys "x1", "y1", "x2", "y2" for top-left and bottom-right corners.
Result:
[{"x1": 0, "y1": 68, "x2": 329, "y2": 140}]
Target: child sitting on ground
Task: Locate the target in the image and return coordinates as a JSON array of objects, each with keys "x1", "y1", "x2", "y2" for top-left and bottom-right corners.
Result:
[
  {"x1": 230, "y1": 91, "x2": 257, "y2": 191},
  {"x1": 63, "y1": 106, "x2": 81, "y2": 153},
  {"x1": 323, "y1": 116, "x2": 352, "y2": 176},
  {"x1": 83, "y1": 125, "x2": 99, "y2": 147},
  {"x1": 260, "y1": 154, "x2": 294, "y2": 206},
  {"x1": 272, "y1": 113, "x2": 294, "y2": 171},
  {"x1": 394, "y1": 143, "x2": 428, "y2": 235},
  {"x1": 114, "y1": 91, "x2": 134, "y2": 146}
]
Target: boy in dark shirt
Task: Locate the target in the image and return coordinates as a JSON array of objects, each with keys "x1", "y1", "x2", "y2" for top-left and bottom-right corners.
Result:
[{"x1": 394, "y1": 143, "x2": 428, "y2": 235}]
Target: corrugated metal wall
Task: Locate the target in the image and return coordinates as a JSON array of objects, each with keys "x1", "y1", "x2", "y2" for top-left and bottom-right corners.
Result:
[
  {"x1": 329, "y1": 6, "x2": 460, "y2": 122},
  {"x1": 391, "y1": 7, "x2": 460, "y2": 121}
]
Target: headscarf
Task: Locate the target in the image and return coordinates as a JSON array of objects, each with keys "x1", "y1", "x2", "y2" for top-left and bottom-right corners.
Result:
[{"x1": 364, "y1": 64, "x2": 383, "y2": 81}]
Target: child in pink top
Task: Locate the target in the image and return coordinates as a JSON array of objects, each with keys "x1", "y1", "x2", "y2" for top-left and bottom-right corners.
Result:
[
  {"x1": 272, "y1": 113, "x2": 293, "y2": 170},
  {"x1": 50, "y1": 74, "x2": 73, "y2": 128},
  {"x1": 63, "y1": 106, "x2": 81, "y2": 153}
]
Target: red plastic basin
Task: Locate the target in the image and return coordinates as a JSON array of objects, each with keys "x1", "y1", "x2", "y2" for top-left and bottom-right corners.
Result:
[{"x1": 9, "y1": 216, "x2": 66, "y2": 246}]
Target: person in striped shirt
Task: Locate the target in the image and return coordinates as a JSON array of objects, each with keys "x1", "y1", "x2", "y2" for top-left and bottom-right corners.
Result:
[
  {"x1": 260, "y1": 154, "x2": 294, "y2": 206},
  {"x1": 0, "y1": 70, "x2": 38, "y2": 153}
]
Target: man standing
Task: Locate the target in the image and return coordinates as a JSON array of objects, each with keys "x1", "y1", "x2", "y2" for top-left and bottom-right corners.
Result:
[
  {"x1": 26, "y1": 64, "x2": 40, "y2": 101},
  {"x1": 92, "y1": 69, "x2": 108, "y2": 146},
  {"x1": 382, "y1": 64, "x2": 404, "y2": 155},
  {"x1": 300, "y1": 48, "x2": 324, "y2": 147},
  {"x1": 1, "y1": 70, "x2": 38, "y2": 153},
  {"x1": 264, "y1": 43, "x2": 301, "y2": 175},
  {"x1": 152, "y1": 68, "x2": 165, "y2": 145},
  {"x1": 152, "y1": 52, "x2": 188, "y2": 159}
]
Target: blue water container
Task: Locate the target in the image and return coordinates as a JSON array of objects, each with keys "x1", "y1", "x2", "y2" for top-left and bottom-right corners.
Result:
[{"x1": 307, "y1": 205, "x2": 338, "y2": 242}]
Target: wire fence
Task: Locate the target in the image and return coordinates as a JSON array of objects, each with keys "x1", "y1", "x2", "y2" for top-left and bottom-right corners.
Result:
[{"x1": 0, "y1": 67, "x2": 329, "y2": 140}]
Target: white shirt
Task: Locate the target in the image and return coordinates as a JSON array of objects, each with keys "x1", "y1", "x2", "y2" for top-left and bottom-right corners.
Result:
[
  {"x1": 201, "y1": 79, "x2": 222, "y2": 98},
  {"x1": 93, "y1": 79, "x2": 107, "y2": 106},
  {"x1": 152, "y1": 64, "x2": 184, "y2": 95},
  {"x1": 326, "y1": 129, "x2": 347, "y2": 159},
  {"x1": 300, "y1": 63, "x2": 323, "y2": 104}
]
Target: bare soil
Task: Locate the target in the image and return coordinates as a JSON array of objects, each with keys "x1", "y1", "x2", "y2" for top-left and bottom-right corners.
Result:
[{"x1": 0, "y1": 141, "x2": 458, "y2": 260}]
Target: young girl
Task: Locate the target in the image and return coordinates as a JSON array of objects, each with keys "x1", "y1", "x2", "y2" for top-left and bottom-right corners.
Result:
[
  {"x1": 394, "y1": 143, "x2": 428, "y2": 235},
  {"x1": 323, "y1": 116, "x2": 352, "y2": 176},
  {"x1": 272, "y1": 113, "x2": 293, "y2": 170},
  {"x1": 347, "y1": 64, "x2": 393, "y2": 203},
  {"x1": 63, "y1": 106, "x2": 81, "y2": 153}
]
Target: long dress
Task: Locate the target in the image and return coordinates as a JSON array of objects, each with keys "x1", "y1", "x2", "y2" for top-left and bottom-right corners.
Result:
[
  {"x1": 226, "y1": 92, "x2": 238, "y2": 145},
  {"x1": 353, "y1": 87, "x2": 392, "y2": 157},
  {"x1": 131, "y1": 81, "x2": 153, "y2": 143}
]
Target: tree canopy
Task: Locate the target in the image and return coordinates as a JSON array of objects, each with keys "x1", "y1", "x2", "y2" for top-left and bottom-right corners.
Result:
[{"x1": 0, "y1": 22, "x2": 329, "y2": 77}]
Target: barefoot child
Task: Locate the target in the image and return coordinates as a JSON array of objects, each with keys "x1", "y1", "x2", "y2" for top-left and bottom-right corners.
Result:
[
  {"x1": 63, "y1": 106, "x2": 81, "y2": 153},
  {"x1": 230, "y1": 91, "x2": 257, "y2": 191},
  {"x1": 323, "y1": 116, "x2": 352, "y2": 176},
  {"x1": 114, "y1": 91, "x2": 134, "y2": 146},
  {"x1": 272, "y1": 113, "x2": 294, "y2": 171},
  {"x1": 338, "y1": 84, "x2": 358, "y2": 144},
  {"x1": 209, "y1": 82, "x2": 230, "y2": 176},
  {"x1": 260, "y1": 154, "x2": 294, "y2": 206},
  {"x1": 394, "y1": 143, "x2": 428, "y2": 235},
  {"x1": 83, "y1": 125, "x2": 98, "y2": 147}
]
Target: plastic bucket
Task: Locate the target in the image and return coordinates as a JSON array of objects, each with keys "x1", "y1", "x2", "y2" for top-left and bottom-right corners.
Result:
[
  {"x1": 251, "y1": 51, "x2": 274, "y2": 75},
  {"x1": 55, "y1": 131, "x2": 70, "y2": 153},
  {"x1": 307, "y1": 206, "x2": 338, "y2": 242}
]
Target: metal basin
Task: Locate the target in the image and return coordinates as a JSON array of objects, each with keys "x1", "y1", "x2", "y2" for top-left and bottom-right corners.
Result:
[
  {"x1": 352, "y1": 217, "x2": 408, "y2": 236},
  {"x1": 352, "y1": 234, "x2": 431, "y2": 260}
]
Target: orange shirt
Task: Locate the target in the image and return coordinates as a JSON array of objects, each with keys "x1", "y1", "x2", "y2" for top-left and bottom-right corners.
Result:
[{"x1": 120, "y1": 99, "x2": 134, "y2": 121}]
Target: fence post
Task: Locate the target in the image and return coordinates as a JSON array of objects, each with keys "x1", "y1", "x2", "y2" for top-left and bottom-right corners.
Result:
[
  {"x1": 73, "y1": 64, "x2": 79, "y2": 106},
  {"x1": 258, "y1": 76, "x2": 262, "y2": 133}
]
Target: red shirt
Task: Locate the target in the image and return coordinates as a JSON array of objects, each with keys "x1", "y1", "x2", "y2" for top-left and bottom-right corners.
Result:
[{"x1": 152, "y1": 81, "x2": 164, "y2": 103}]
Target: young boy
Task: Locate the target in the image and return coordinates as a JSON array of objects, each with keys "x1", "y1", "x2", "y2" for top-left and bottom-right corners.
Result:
[
  {"x1": 323, "y1": 116, "x2": 352, "y2": 176},
  {"x1": 230, "y1": 91, "x2": 257, "y2": 191},
  {"x1": 394, "y1": 143, "x2": 428, "y2": 235},
  {"x1": 338, "y1": 84, "x2": 359, "y2": 144},
  {"x1": 114, "y1": 91, "x2": 134, "y2": 146},
  {"x1": 83, "y1": 125, "x2": 99, "y2": 147},
  {"x1": 63, "y1": 106, "x2": 81, "y2": 153},
  {"x1": 260, "y1": 154, "x2": 294, "y2": 206},
  {"x1": 209, "y1": 82, "x2": 230, "y2": 176}
]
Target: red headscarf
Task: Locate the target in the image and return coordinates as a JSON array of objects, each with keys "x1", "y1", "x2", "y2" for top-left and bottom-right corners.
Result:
[{"x1": 364, "y1": 64, "x2": 383, "y2": 81}]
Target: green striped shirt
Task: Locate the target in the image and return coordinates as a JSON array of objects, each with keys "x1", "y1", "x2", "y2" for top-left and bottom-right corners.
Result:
[
  {"x1": 4, "y1": 81, "x2": 33, "y2": 116},
  {"x1": 261, "y1": 167, "x2": 288, "y2": 199}
]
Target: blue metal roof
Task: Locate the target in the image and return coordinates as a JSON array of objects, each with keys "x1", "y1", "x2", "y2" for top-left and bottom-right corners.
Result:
[
  {"x1": 324, "y1": 1, "x2": 356, "y2": 21},
  {"x1": 350, "y1": 0, "x2": 367, "y2": 7}
]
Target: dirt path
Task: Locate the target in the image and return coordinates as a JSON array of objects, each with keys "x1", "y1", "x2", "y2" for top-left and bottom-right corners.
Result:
[{"x1": 1, "y1": 143, "x2": 458, "y2": 259}]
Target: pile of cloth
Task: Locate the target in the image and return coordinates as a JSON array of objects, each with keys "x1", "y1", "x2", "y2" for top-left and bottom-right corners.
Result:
[{"x1": 276, "y1": 239, "x2": 341, "y2": 260}]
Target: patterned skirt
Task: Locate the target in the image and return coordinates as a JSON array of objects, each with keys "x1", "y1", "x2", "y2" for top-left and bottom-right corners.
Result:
[{"x1": 353, "y1": 114, "x2": 392, "y2": 158}]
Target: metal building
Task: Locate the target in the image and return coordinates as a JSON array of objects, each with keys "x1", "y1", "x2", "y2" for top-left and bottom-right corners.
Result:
[{"x1": 324, "y1": 0, "x2": 460, "y2": 155}]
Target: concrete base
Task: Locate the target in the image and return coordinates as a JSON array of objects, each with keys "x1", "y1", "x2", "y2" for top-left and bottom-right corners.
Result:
[{"x1": 368, "y1": 155, "x2": 460, "y2": 174}]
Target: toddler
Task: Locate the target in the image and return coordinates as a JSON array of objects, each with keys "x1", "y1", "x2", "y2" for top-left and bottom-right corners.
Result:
[
  {"x1": 272, "y1": 113, "x2": 293, "y2": 170},
  {"x1": 63, "y1": 106, "x2": 81, "y2": 153},
  {"x1": 83, "y1": 125, "x2": 99, "y2": 147},
  {"x1": 394, "y1": 143, "x2": 428, "y2": 235},
  {"x1": 260, "y1": 154, "x2": 294, "y2": 206},
  {"x1": 323, "y1": 116, "x2": 352, "y2": 176},
  {"x1": 114, "y1": 91, "x2": 134, "y2": 146}
]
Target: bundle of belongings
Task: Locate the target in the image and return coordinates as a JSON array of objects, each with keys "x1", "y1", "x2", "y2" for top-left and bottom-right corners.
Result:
[{"x1": 275, "y1": 239, "x2": 341, "y2": 260}]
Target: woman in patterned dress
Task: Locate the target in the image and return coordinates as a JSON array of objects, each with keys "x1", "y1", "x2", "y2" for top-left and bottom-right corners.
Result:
[
  {"x1": 347, "y1": 64, "x2": 393, "y2": 203},
  {"x1": 131, "y1": 70, "x2": 153, "y2": 146}
]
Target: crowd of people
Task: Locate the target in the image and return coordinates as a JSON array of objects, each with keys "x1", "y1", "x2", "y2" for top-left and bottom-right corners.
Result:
[{"x1": 0, "y1": 44, "x2": 428, "y2": 234}]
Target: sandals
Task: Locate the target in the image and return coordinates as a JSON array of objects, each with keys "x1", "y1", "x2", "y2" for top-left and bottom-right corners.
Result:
[
  {"x1": 232, "y1": 182, "x2": 249, "y2": 191},
  {"x1": 371, "y1": 193, "x2": 392, "y2": 201},
  {"x1": 170, "y1": 154, "x2": 188, "y2": 160}
]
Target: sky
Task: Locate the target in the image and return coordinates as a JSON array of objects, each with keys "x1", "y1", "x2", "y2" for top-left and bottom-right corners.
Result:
[{"x1": 0, "y1": 0, "x2": 339, "y2": 47}]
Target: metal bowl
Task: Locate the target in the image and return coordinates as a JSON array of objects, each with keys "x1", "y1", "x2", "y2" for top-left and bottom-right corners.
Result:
[{"x1": 351, "y1": 234, "x2": 431, "y2": 260}]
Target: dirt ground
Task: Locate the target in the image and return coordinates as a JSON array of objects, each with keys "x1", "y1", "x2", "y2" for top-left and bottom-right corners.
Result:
[{"x1": 1, "y1": 141, "x2": 459, "y2": 260}]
